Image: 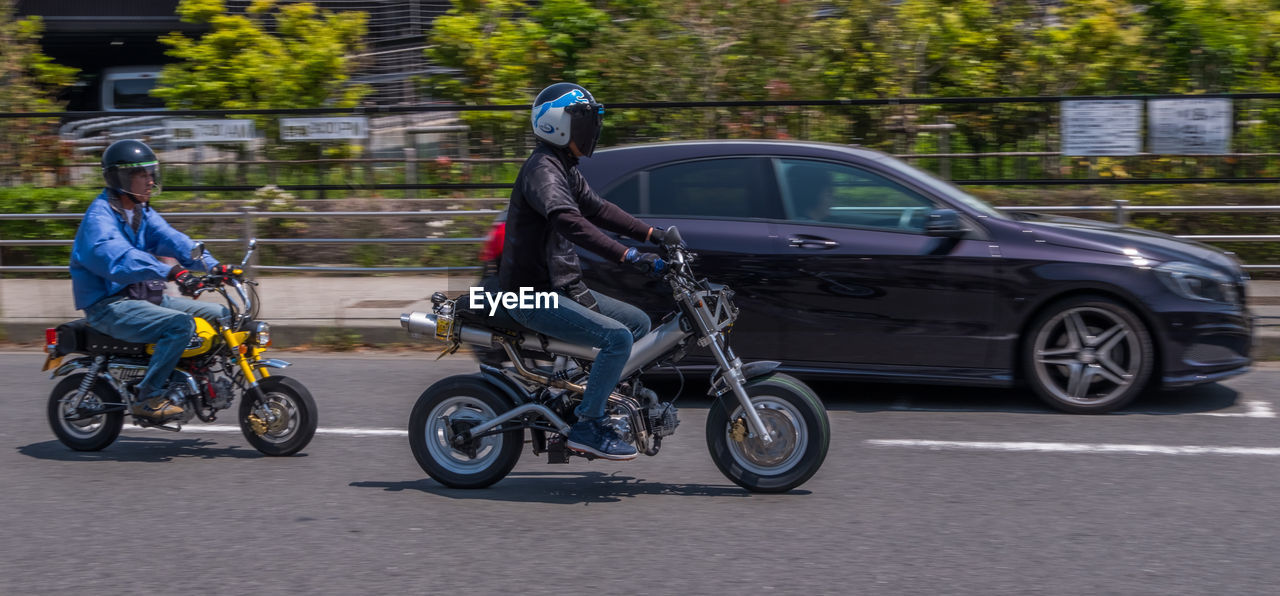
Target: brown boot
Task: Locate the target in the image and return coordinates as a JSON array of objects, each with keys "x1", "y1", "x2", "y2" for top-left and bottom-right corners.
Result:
[{"x1": 130, "y1": 396, "x2": 184, "y2": 421}]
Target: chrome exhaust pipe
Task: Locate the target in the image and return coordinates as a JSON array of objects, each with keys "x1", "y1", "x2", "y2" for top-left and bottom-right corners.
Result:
[
  {"x1": 401, "y1": 311, "x2": 601, "y2": 361},
  {"x1": 455, "y1": 402, "x2": 571, "y2": 443}
]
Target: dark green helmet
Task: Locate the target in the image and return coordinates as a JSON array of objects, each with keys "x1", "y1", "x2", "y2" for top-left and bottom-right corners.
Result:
[{"x1": 102, "y1": 139, "x2": 161, "y2": 198}]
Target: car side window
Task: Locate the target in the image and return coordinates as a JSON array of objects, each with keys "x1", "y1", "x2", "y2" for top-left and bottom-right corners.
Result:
[
  {"x1": 601, "y1": 174, "x2": 640, "y2": 214},
  {"x1": 646, "y1": 157, "x2": 781, "y2": 219},
  {"x1": 776, "y1": 158, "x2": 934, "y2": 232}
]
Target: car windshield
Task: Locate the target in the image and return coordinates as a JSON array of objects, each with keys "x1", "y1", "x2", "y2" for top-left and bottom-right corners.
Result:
[{"x1": 874, "y1": 155, "x2": 1009, "y2": 220}]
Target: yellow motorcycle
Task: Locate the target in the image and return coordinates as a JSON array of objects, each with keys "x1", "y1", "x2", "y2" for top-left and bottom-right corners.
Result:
[{"x1": 43, "y1": 240, "x2": 317, "y2": 456}]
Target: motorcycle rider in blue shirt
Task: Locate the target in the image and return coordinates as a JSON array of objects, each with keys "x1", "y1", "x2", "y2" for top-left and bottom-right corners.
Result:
[{"x1": 71, "y1": 139, "x2": 231, "y2": 421}]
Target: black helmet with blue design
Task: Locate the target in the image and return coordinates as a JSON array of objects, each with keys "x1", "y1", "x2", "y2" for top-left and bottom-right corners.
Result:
[
  {"x1": 102, "y1": 139, "x2": 161, "y2": 201},
  {"x1": 531, "y1": 82, "x2": 605, "y2": 157}
]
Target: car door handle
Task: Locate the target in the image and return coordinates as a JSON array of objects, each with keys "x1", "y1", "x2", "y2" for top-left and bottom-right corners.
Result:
[{"x1": 788, "y1": 236, "x2": 839, "y2": 249}]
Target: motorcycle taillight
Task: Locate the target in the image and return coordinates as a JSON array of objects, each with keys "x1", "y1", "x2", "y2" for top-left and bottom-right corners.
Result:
[
  {"x1": 44, "y1": 328, "x2": 57, "y2": 353},
  {"x1": 478, "y1": 221, "x2": 506, "y2": 263}
]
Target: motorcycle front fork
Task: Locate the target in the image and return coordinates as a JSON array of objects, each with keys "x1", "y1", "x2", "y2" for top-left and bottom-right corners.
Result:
[
  {"x1": 229, "y1": 342, "x2": 279, "y2": 430},
  {"x1": 710, "y1": 345, "x2": 773, "y2": 444},
  {"x1": 693, "y1": 322, "x2": 773, "y2": 444}
]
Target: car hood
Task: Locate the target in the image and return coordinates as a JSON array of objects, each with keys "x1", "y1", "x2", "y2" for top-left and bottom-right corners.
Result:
[{"x1": 1009, "y1": 212, "x2": 1240, "y2": 273}]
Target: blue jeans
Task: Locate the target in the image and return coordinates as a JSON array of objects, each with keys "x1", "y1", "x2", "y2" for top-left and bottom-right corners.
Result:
[
  {"x1": 84, "y1": 295, "x2": 229, "y2": 400},
  {"x1": 506, "y1": 290, "x2": 650, "y2": 420}
]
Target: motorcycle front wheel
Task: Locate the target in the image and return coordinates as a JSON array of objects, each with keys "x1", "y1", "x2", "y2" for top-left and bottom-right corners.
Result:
[
  {"x1": 706, "y1": 372, "x2": 830, "y2": 493},
  {"x1": 408, "y1": 377, "x2": 522, "y2": 489},
  {"x1": 238, "y1": 376, "x2": 318, "y2": 456},
  {"x1": 47, "y1": 373, "x2": 124, "y2": 452}
]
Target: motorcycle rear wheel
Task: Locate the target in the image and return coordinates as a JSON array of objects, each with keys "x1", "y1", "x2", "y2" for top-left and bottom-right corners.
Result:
[
  {"x1": 47, "y1": 373, "x2": 124, "y2": 452},
  {"x1": 706, "y1": 373, "x2": 830, "y2": 493},
  {"x1": 408, "y1": 378, "x2": 522, "y2": 489},
  {"x1": 239, "y1": 376, "x2": 318, "y2": 456}
]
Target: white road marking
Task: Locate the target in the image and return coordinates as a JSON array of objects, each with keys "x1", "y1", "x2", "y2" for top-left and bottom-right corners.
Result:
[
  {"x1": 128, "y1": 424, "x2": 408, "y2": 437},
  {"x1": 883, "y1": 400, "x2": 1277, "y2": 417},
  {"x1": 1196, "y1": 400, "x2": 1276, "y2": 418},
  {"x1": 867, "y1": 439, "x2": 1280, "y2": 456}
]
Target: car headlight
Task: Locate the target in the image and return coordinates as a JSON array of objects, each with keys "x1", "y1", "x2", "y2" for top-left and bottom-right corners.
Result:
[
  {"x1": 1153, "y1": 262, "x2": 1239, "y2": 304},
  {"x1": 251, "y1": 321, "x2": 271, "y2": 346}
]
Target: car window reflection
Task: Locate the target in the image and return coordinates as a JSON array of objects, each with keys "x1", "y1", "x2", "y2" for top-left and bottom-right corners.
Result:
[{"x1": 777, "y1": 158, "x2": 934, "y2": 232}]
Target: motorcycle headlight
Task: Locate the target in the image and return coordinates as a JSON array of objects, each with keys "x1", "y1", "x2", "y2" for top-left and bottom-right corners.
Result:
[
  {"x1": 251, "y1": 321, "x2": 271, "y2": 346},
  {"x1": 1153, "y1": 262, "x2": 1239, "y2": 304}
]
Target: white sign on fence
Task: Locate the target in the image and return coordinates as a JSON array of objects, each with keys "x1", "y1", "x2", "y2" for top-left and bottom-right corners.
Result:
[
  {"x1": 279, "y1": 117, "x2": 369, "y2": 141},
  {"x1": 1061, "y1": 100, "x2": 1142, "y2": 156},
  {"x1": 1148, "y1": 98, "x2": 1231, "y2": 154},
  {"x1": 165, "y1": 119, "x2": 256, "y2": 143}
]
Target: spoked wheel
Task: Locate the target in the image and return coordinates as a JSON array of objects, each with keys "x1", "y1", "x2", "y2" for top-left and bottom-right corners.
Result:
[
  {"x1": 706, "y1": 373, "x2": 829, "y2": 493},
  {"x1": 239, "y1": 376, "x2": 317, "y2": 456},
  {"x1": 1023, "y1": 295, "x2": 1155, "y2": 414},
  {"x1": 47, "y1": 373, "x2": 124, "y2": 452},
  {"x1": 408, "y1": 378, "x2": 522, "y2": 489}
]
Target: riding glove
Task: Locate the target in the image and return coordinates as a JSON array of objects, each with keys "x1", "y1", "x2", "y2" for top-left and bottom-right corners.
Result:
[
  {"x1": 623, "y1": 247, "x2": 666, "y2": 275},
  {"x1": 170, "y1": 267, "x2": 206, "y2": 296}
]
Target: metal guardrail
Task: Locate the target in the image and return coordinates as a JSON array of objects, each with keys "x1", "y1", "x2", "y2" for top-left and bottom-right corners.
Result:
[
  {"x1": 0, "y1": 209, "x2": 498, "y2": 274},
  {"x1": 0, "y1": 204, "x2": 1276, "y2": 272}
]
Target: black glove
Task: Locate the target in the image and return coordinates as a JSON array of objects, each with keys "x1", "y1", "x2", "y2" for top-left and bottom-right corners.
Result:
[
  {"x1": 623, "y1": 247, "x2": 666, "y2": 275},
  {"x1": 169, "y1": 267, "x2": 206, "y2": 297},
  {"x1": 648, "y1": 226, "x2": 667, "y2": 246}
]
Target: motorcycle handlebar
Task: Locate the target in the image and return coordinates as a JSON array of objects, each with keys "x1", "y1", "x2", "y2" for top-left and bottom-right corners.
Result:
[{"x1": 662, "y1": 225, "x2": 684, "y2": 249}]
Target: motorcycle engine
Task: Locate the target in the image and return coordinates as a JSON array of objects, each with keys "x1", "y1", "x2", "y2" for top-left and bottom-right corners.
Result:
[
  {"x1": 204, "y1": 377, "x2": 235, "y2": 409},
  {"x1": 647, "y1": 403, "x2": 680, "y2": 437},
  {"x1": 163, "y1": 380, "x2": 201, "y2": 424}
]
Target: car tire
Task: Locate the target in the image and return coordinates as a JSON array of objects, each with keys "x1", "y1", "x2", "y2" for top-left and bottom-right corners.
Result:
[{"x1": 1022, "y1": 295, "x2": 1155, "y2": 414}]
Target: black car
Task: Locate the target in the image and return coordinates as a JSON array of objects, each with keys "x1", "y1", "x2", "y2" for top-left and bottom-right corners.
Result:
[{"x1": 479, "y1": 140, "x2": 1253, "y2": 413}]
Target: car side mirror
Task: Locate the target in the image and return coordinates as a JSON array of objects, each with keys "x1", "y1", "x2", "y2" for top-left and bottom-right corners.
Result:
[{"x1": 925, "y1": 209, "x2": 967, "y2": 239}]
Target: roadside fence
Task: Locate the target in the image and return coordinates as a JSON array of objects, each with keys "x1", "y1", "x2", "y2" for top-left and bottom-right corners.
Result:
[{"x1": 1, "y1": 202, "x2": 1276, "y2": 274}]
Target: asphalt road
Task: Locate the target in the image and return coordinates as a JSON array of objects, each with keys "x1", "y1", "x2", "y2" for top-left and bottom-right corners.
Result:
[{"x1": 3, "y1": 350, "x2": 1280, "y2": 595}]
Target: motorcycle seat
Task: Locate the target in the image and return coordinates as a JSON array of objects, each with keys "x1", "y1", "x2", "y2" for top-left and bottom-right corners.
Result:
[
  {"x1": 54, "y1": 319, "x2": 149, "y2": 357},
  {"x1": 455, "y1": 298, "x2": 535, "y2": 336}
]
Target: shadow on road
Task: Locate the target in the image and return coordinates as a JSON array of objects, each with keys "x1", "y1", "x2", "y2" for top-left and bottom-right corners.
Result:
[
  {"x1": 809, "y1": 380, "x2": 1245, "y2": 416},
  {"x1": 17, "y1": 436, "x2": 274, "y2": 462},
  {"x1": 351, "y1": 471, "x2": 807, "y2": 504},
  {"x1": 646, "y1": 376, "x2": 1249, "y2": 415}
]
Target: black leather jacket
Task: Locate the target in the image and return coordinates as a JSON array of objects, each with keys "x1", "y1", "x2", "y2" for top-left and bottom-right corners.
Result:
[{"x1": 498, "y1": 142, "x2": 651, "y2": 297}]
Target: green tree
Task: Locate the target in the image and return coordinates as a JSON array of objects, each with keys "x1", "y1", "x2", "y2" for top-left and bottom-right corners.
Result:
[
  {"x1": 1141, "y1": 0, "x2": 1280, "y2": 93},
  {"x1": 0, "y1": 0, "x2": 79, "y2": 183},
  {"x1": 155, "y1": 0, "x2": 370, "y2": 110},
  {"x1": 424, "y1": 0, "x2": 610, "y2": 155},
  {"x1": 425, "y1": 0, "x2": 817, "y2": 146},
  {"x1": 153, "y1": 0, "x2": 371, "y2": 162},
  {"x1": 1022, "y1": 0, "x2": 1154, "y2": 96}
]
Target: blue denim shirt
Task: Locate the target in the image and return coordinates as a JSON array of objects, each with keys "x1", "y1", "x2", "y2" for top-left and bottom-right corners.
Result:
[{"x1": 70, "y1": 190, "x2": 217, "y2": 310}]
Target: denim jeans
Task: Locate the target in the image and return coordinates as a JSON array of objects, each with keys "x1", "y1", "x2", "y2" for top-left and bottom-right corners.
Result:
[
  {"x1": 506, "y1": 290, "x2": 650, "y2": 420},
  {"x1": 84, "y1": 294, "x2": 229, "y2": 400}
]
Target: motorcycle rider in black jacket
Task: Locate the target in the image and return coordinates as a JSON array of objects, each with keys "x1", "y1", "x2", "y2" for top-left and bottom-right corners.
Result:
[{"x1": 498, "y1": 82, "x2": 667, "y2": 460}]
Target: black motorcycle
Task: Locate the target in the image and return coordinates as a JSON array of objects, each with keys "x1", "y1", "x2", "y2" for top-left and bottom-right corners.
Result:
[{"x1": 401, "y1": 226, "x2": 829, "y2": 492}]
